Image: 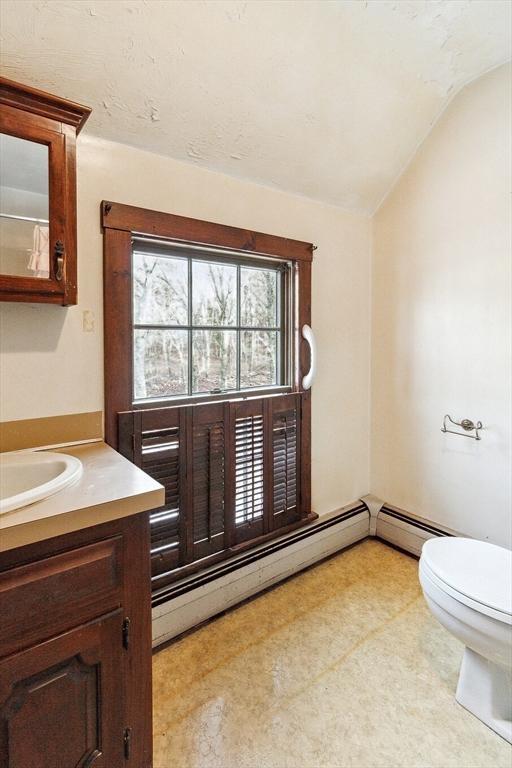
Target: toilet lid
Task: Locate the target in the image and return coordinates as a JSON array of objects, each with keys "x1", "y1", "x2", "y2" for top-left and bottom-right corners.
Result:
[{"x1": 421, "y1": 537, "x2": 512, "y2": 617}]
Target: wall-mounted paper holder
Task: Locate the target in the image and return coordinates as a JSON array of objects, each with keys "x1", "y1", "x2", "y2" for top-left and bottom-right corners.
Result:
[{"x1": 441, "y1": 414, "x2": 483, "y2": 441}]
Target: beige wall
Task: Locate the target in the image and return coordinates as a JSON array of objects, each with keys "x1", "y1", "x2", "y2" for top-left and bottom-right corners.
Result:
[
  {"x1": 372, "y1": 64, "x2": 512, "y2": 546},
  {"x1": 0, "y1": 139, "x2": 372, "y2": 517},
  {"x1": 2, "y1": 63, "x2": 508, "y2": 536}
]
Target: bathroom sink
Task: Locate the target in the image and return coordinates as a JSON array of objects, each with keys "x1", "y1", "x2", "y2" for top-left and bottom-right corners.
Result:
[{"x1": 0, "y1": 451, "x2": 83, "y2": 514}]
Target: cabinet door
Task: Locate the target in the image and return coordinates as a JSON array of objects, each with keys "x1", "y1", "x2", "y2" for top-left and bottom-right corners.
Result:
[
  {"x1": 0, "y1": 122, "x2": 68, "y2": 303},
  {"x1": 0, "y1": 611, "x2": 125, "y2": 768},
  {"x1": 0, "y1": 77, "x2": 90, "y2": 305}
]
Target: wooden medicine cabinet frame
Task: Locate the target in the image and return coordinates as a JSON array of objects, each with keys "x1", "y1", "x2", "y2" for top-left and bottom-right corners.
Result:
[{"x1": 0, "y1": 77, "x2": 91, "y2": 305}]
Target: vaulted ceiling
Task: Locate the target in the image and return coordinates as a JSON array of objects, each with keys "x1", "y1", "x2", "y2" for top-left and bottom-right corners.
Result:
[{"x1": 1, "y1": 0, "x2": 510, "y2": 213}]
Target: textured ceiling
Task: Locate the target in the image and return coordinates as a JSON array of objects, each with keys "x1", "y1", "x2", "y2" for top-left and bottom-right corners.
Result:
[{"x1": 0, "y1": 0, "x2": 510, "y2": 213}]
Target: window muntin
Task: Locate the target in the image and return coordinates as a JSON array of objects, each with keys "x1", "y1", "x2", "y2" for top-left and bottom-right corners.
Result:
[{"x1": 132, "y1": 244, "x2": 288, "y2": 402}]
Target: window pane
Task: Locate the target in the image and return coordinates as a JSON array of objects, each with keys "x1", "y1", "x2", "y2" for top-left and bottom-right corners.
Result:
[
  {"x1": 192, "y1": 261, "x2": 237, "y2": 326},
  {"x1": 240, "y1": 331, "x2": 278, "y2": 388},
  {"x1": 133, "y1": 252, "x2": 188, "y2": 325},
  {"x1": 240, "y1": 267, "x2": 278, "y2": 328},
  {"x1": 192, "y1": 330, "x2": 236, "y2": 392},
  {"x1": 134, "y1": 329, "x2": 188, "y2": 399}
]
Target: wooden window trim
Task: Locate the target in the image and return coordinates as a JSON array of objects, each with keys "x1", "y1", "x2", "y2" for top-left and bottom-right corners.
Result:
[
  {"x1": 103, "y1": 202, "x2": 314, "y2": 586},
  {"x1": 102, "y1": 201, "x2": 313, "y2": 263},
  {"x1": 103, "y1": 202, "x2": 312, "y2": 419}
]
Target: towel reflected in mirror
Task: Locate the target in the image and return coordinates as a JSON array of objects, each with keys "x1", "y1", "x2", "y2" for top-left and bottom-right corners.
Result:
[{"x1": 27, "y1": 224, "x2": 49, "y2": 278}]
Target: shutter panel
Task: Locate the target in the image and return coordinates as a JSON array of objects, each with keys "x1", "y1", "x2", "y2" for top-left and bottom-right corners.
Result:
[
  {"x1": 118, "y1": 391, "x2": 310, "y2": 589},
  {"x1": 190, "y1": 403, "x2": 228, "y2": 560},
  {"x1": 270, "y1": 394, "x2": 301, "y2": 528},
  {"x1": 118, "y1": 408, "x2": 185, "y2": 587},
  {"x1": 231, "y1": 399, "x2": 266, "y2": 544},
  {"x1": 235, "y1": 415, "x2": 264, "y2": 524},
  {"x1": 142, "y1": 426, "x2": 181, "y2": 577}
]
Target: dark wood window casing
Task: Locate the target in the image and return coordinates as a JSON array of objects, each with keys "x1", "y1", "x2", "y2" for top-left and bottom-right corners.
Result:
[{"x1": 103, "y1": 201, "x2": 315, "y2": 595}]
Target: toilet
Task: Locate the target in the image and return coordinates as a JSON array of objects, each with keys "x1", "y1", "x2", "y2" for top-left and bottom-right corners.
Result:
[{"x1": 419, "y1": 537, "x2": 512, "y2": 742}]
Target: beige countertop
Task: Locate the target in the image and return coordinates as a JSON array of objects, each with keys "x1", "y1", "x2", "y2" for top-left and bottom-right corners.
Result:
[{"x1": 0, "y1": 441, "x2": 165, "y2": 552}]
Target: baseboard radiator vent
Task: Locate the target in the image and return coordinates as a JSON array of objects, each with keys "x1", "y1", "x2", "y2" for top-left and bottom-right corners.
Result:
[
  {"x1": 376, "y1": 504, "x2": 454, "y2": 556},
  {"x1": 151, "y1": 498, "x2": 460, "y2": 647},
  {"x1": 152, "y1": 501, "x2": 369, "y2": 647}
]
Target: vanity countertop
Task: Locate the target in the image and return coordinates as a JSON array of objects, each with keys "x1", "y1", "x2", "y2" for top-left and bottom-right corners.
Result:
[{"x1": 0, "y1": 441, "x2": 164, "y2": 552}]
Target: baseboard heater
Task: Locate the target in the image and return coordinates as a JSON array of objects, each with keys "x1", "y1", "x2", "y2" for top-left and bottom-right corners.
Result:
[
  {"x1": 151, "y1": 499, "x2": 458, "y2": 647},
  {"x1": 152, "y1": 501, "x2": 369, "y2": 647},
  {"x1": 375, "y1": 504, "x2": 453, "y2": 556}
]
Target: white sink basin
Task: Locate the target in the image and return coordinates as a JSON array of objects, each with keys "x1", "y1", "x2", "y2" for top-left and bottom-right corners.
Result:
[{"x1": 0, "y1": 451, "x2": 83, "y2": 514}]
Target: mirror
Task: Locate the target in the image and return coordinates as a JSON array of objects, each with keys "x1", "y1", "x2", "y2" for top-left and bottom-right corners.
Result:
[{"x1": 0, "y1": 133, "x2": 49, "y2": 278}]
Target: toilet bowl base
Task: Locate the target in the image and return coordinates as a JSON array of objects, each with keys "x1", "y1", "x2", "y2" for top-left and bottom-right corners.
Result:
[{"x1": 456, "y1": 647, "x2": 512, "y2": 743}]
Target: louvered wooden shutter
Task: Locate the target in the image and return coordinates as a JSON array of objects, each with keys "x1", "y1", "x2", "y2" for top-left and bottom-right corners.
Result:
[
  {"x1": 118, "y1": 408, "x2": 185, "y2": 588},
  {"x1": 189, "y1": 403, "x2": 229, "y2": 560},
  {"x1": 270, "y1": 394, "x2": 301, "y2": 529},
  {"x1": 119, "y1": 402, "x2": 231, "y2": 588},
  {"x1": 231, "y1": 399, "x2": 266, "y2": 544},
  {"x1": 118, "y1": 392, "x2": 310, "y2": 590}
]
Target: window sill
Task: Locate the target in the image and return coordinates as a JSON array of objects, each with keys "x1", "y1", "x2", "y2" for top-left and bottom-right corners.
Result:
[{"x1": 132, "y1": 385, "x2": 294, "y2": 410}]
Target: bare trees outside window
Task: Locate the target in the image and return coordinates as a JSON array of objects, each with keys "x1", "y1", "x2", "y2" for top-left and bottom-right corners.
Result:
[{"x1": 132, "y1": 246, "x2": 285, "y2": 401}]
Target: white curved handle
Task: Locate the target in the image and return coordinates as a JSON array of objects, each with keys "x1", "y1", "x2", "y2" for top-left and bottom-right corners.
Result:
[{"x1": 302, "y1": 324, "x2": 316, "y2": 390}]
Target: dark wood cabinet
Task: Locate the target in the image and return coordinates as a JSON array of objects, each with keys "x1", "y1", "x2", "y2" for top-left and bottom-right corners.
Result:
[
  {"x1": 0, "y1": 77, "x2": 90, "y2": 305},
  {"x1": 0, "y1": 612, "x2": 125, "y2": 767},
  {"x1": 0, "y1": 513, "x2": 152, "y2": 768}
]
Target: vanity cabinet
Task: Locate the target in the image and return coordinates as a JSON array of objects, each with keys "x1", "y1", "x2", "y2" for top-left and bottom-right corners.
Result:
[
  {"x1": 0, "y1": 77, "x2": 91, "y2": 305},
  {"x1": 0, "y1": 513, "x2": 152, "y2": 767}
]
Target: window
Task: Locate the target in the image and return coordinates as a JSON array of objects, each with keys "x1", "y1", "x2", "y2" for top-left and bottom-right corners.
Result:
[
  {"x1": 103, "y1": 201, "x2": 313, "y2": 596},
  {"x1": 132, "y1": 243, "x2": 288, "y2": 402}
]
